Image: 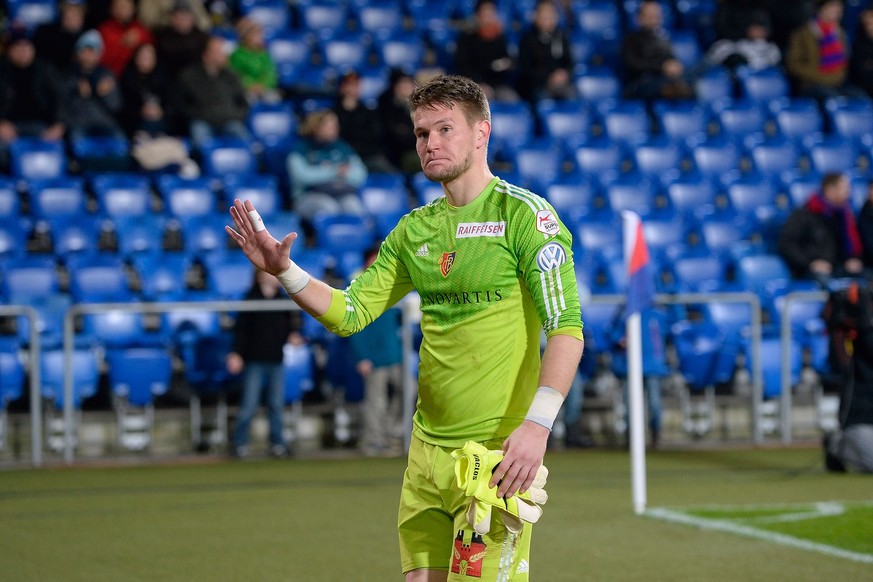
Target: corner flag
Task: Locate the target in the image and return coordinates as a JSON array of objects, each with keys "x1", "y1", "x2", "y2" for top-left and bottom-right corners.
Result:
[{"x1": 621, "y1": 211, "x2": 655, "y2": 515}]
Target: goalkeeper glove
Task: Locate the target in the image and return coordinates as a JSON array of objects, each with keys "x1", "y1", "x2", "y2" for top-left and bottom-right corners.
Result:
[{"x1": 451, "y1": 441, "x2": 549, "y2": 534}]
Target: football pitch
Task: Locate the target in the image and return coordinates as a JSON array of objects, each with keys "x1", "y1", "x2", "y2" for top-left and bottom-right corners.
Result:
[{"x1": 1, "y1": 446, "x2": 871, "y2": 581}]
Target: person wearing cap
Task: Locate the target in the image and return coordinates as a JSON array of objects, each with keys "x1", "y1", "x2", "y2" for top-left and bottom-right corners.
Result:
[
  {"x1": 0, "y1": 26, "x2": 65, "y2": 168},
  {"x1": 786, "y1": 0, "x2": 867, "y2": 100},
  {"x1": 229, "y1": 17, "x2": 280, "y2": 104},
  {"x1": 176, "y1": 35, "x2": 251, "y2": 148},
  {"x1": 33, "y1": 0, "x2": 87, "y2": 74},
  {"x1": 97, "y1": 0, "x2": 154, "y2": 77},
  {"x1": 60, "y1": 29, "x2": 126, "y2": 141},
  {"x1": 153, "y1": 0, "x2": 210, "y2": 86},
  {"x1": 139, "y1": 0, "x2": 211, "y2": 32}
]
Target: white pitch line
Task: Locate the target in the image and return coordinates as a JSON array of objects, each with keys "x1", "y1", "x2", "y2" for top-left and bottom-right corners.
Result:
[{"x1": 646, "y1": 506, "x2": 873, "y2": 565}]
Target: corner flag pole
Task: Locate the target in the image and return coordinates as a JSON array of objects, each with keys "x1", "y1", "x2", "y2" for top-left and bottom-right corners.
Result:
[{"x1": 622, "y1": 211, "x2": 654, "y2": 515}]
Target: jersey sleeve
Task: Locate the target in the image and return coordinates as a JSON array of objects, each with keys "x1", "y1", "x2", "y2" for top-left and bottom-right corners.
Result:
[
  {"x1": 513, "y1": 200, "x2": 583, "y2": 339},
  {"x1": 316, "y1": 221, "x2": 415, "y2": 337}
]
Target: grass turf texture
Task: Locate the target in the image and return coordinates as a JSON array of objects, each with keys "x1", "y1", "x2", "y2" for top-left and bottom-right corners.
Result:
[{"x1": 1, "y1": 447, "x2": 871, "y2": 581}]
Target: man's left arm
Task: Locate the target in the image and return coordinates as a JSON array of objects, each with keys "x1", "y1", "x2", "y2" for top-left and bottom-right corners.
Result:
[{"x1": 490, "y1": 333, "x2": 583, "y2": 498}]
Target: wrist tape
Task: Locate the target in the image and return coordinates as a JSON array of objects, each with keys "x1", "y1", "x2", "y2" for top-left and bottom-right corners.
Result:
[
  {"x1": 524, "y1": 386, "x2": 564, "y2": 431},
  {"x1": 276, "y1": 261, "x2": 311, "y2": 295}
]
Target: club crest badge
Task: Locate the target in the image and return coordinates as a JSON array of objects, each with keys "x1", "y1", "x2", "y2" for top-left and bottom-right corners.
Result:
[
  {"x1": 440, "y1": 251, "x2": 456, "y2": 277},
  {"x1": 451, "y1": 530, "x2": 487, "y2": 578}
]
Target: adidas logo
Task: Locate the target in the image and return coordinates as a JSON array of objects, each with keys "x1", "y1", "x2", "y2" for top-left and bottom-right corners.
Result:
[
  {"x1": 416, "y1": 243, "x2": 429, "y2": 257},
  {"x1": 516, "y1": 559, "x2": 529, "y2": 574}
]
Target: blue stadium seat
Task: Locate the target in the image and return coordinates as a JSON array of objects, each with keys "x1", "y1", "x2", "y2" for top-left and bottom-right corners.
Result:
[
  {"x1": 737, "y1": 67, "x2": 789, "y2": 102},
  {"x1": 91, "y1": 173, "x2": 152, "y2": 218},
  {"x1": 67, "y1": 255, "x2": 134, "y2": 303},
  {"x1": 824, "y1": 96, "x2": 873, "y2": 146},
  {"x1": 9, "y1": 138, "x2": 66, "y2": 180},
  {"x1": 27, "y1": 177, "x2": 86, "y2": 219},
  {"x1": 536, "y1": 99, "x2": 591, "y2": 144},
  {"x1": 574, "y1": 66, "x2": 621, "y2": 101},
  {"x1": 694, "y1": 66, "x2": 733, "y2": 103},
  {"x1": 769, "y1": 97, "x2": 823, "y2": 143},
  {"x1": 748, "y1": 136, "x2": 801, "y2": 176},
  {"x1": 197, "y1": 138, "x2": 256, "y2": 177},
  {"x1": 321, "y1": 31, "x2": 371, "y2": 69},
  {"x1": 132, "y1": 252, "x2": 192, "y2": 300},
  {"x1": 597, "y1": 100, "x2": 650, "y2": 146},
  {"x1": 40, "y1": 348, "x2": 100, "y2": 410},
  {"x1": 203, "y1": 252, "x2": 256, "y2": 300},
  {"x1": 223, "y1": 174, "x2": 281, "y2": 215},
  {"x1": 652, "y1": 101, "x2": 709, "y2": 146},
  {"x1": 489, "y1": 101, "x2": 535, "y2": 153},
  {"x1": 157, "y1": 176, "x2": 216, "y2": 218},
  {"x1": 805, "y1": 137, "x2": 858, "y2": 174}
]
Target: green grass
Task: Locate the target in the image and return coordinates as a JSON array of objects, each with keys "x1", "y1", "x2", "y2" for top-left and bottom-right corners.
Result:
[{"x1": 1, "y1": 447, "x2": 871, "y2": 581}]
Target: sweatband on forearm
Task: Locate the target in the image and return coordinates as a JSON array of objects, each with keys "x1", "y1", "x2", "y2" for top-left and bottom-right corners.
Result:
[
  {"x1": 276, "y1": 261, "x2": 311, "y2": 295},
  {"x1": 524, "y1": 386, "x2": 565, "y2": 431}
]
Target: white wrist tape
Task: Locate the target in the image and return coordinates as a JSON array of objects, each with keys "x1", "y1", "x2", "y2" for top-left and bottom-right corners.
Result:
[
  {"x1": 524, "y1": 386, "x2": 564, "y2": 431},
  {"x1": 247, "y1": 209, "x2": 266, "y2": 232},
  {"x1": 276, "y1": 261, "x2": 311, "y2": 295}
]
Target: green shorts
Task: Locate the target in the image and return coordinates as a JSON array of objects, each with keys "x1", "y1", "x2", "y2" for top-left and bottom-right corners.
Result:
[{"x1": 398, "y1": 435, "x2": 533, "y2": 580}]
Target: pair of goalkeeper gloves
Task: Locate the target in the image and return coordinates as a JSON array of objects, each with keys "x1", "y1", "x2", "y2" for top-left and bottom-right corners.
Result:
[{"x1": 451, "y1": 441, "x2": 549, "y2": 535}]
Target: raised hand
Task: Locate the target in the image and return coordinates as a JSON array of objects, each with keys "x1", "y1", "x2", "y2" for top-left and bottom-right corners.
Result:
[{"x1": 226, "y1": 199, "x2": 297, "y2": 276}]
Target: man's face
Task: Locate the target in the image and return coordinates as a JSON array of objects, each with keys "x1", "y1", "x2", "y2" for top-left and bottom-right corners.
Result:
[{"x1": 413, "y1": 103, "x2": 486, "y2": 184}]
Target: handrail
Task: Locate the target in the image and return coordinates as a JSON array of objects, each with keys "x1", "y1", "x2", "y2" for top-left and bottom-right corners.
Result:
[{"x1": 0, "y1": 305, "x2": 42, "y2": 466}]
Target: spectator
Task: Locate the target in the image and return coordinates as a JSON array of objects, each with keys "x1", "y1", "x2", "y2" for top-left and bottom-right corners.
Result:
[
  {"x1": 348, "y1": 248, "x2": 404, "y2": 457},
  {"x1": 611, "y1": 307, "x2": 669, "y2": 449},
  {"x1": 376, "y1": 69, "x2": 418, "y2": 174},
  {"x1": 153, "y1": 0, "x2": 210, "y2": 85},
  {"x1": 778, "y1": 172, "x2": 864, "y2": 286},
  {"x1": 226, "y1": 268, "x2": 303, "y2": 459},
  {"x1": 516, "y1": 0, "x2": 576, "y2": 102},
  {"x1": 286, "y1": 109, "x2": 367, "y2": 221},
  {"x1": 332, "y1": 71, "x2": 396, "y2": 174},
  {"x1": 32, "y1": 0, "x2": 87, "y2": 74},
  {"x1": 455, "y1": 0, "x2": 520, "y2": 103},
  {"x1": 139, "y1": 0, "x2": 211, "y2": 32},
  {"x1": 0, "y1": 26, "x2": 66, "y2": 160},
  {"x1": 850, "y1": 9, "x2": 873, "y2": 100},
  {"x1": 119, "y1": 42, "x2": 171, "y2": 138},
  {"x1": 785, "y1": 0, "x2": 866, "y2": 100},
  {"x1": 857, "y1": 181, "x2": 873, "y2": 270},
  {"x1": 621, "y1": 0, "x2": 695, "y2": 101},
  {"x1": 176, "y1": 36, "x2": 251, "y2": 148},
  {"x1": 60, "y1": 30, "x2": 126, "y2": 141},
  {"x1": 229, "y1": 17, "x2": 280, "y2": 104},
  {"x1": 706, "y1": 10, "x2": 782, "y2": 72},
  {"x1": 97, "y1": 0, "x2": 154, "y2": 77}
]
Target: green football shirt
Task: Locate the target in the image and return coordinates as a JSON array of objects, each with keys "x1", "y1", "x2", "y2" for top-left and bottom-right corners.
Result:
[{"x1": 317, "y1": 177, "x2": 583, "y2": 447}]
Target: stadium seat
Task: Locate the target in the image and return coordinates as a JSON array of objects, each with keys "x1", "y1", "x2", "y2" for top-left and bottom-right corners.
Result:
[
  {"x1": 197, "y1": 138, "x2": 256, "y2": 177},
  {"x1": 536, "y1": 99, "x2": 591, "y2": 144},
  {"x1": 157, "y1": 176, "x2": 216, "y2": 218},
  {"x1": 694, "y1": 66, "x2": 733, "y2": 103},
  {"x1": 574, "y1": 66, "x2": 621, "y2": 101},
  {"x1": 768, "y1": 97, "x2": 823, "y2": 143},
  {"x1": 652, "y1": 101, "x2": 709, "y2": 146},
  {"x1": 105, "y1": 347, "x2": 174, "y2": 450},
  {"x1": 223, "y1": 174, "x2": 281, "y2": 215},
  {"x1": 91, "y1": 173, "x2": 152, "y2": 218},
  {"x1": 736, "y1": 66, "x2": 789, "y2": 102},
  {"x1": 9, "y1": 138, "x2": 66, "y2": 180},
  {"x1": 27, "y1": 178, "x2": 86, "y2": 219},
  {"x1": 824, "y1": 96, "x2": 873, "y2": 146},
  {"x1": 597, "y1": 100, "x2": 650, "y2": 146}
]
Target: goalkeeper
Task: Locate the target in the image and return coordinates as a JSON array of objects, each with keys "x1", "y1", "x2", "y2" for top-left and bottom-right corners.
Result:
[{"x1": 227, "y1": 74, "x2": 583, "y2": 581}]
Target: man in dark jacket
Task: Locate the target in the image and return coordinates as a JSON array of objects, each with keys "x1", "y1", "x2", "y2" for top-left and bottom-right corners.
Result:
[
  {"x1": 778, "y1": 172, "x2": 865, "y2": 285},
  {"x1": 176, "y1": 36, "x2": 251, "y2": 147},
  {"x1": 621, "y1": 0, "x2": 694, "y2": 101}
]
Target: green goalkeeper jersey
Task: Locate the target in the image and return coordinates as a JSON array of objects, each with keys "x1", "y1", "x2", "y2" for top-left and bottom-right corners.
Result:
[{"x1": 317, "y1": 177, "x2": 583, "y2": 447}]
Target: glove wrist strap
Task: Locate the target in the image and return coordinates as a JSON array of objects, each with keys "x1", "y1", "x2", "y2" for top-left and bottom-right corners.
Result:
[{"x1": 524, "y1": 386, "x2": 564, "y2": 431}]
